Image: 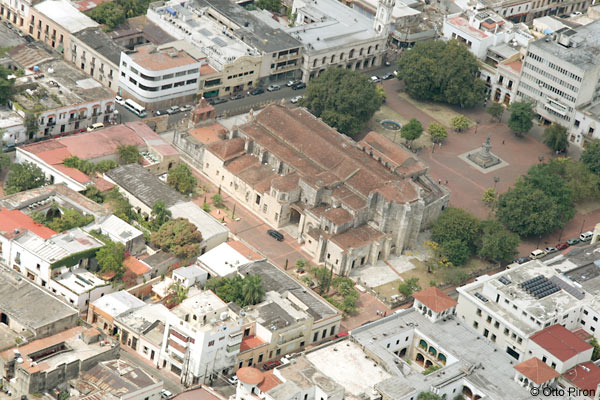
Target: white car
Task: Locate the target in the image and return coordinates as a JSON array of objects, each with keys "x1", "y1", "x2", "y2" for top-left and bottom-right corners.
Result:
[
  {"x1": 267, "y1": 84, "x2": 281, "y2": 92},
  {"x1": 115, "y1": 95, "x2": 125, "y2": 106},
  {"x1": 290, "y1": 95, "x2": 303, "y2": 104},
  {"x1": 228, "y1": 376, "x2": 239, "y2": 385},
  {"x1": 160, "y1": 389, "x2": 173, "y2": 399},
  {"x1": 370, "y1": 76, "x2": 381, "y2": 83}
]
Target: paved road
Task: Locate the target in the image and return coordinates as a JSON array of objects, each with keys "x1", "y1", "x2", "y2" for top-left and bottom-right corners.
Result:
[{"x1": 119, "y1": 347, "x2": 186, "y2": 395}]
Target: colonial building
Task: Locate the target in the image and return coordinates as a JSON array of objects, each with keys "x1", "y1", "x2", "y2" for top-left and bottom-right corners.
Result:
[{"x1": 175, "y1": 105, "x2": 448, "y2": 276}]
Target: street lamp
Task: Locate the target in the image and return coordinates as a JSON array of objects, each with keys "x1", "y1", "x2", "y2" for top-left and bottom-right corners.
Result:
[
  {"x1": 493, "y1": 176, "x2": 500, "y2": 190},
  {"x1": 113, "y1": 109, "x2": 120, "y2": 125},
  {"x1": 474, "y1": 120, "x2": 480, "y2": 134}
]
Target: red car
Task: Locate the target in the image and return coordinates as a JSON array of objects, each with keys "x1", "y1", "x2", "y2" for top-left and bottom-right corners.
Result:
[
  {"x1": 263, "y1": 360, "x2": 281, "y2": 370},
  {"x1": 335, "y1": 332, "x2": 349, "y2": 339},
  {"x1": 556, "y1": 242, "x2": 570, "y2": 250}
]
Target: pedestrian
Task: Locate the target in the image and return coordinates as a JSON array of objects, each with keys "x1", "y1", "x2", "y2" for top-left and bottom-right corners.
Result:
[
  {"x1": 445, "y1": 180, "x2": 448, "y2": 185},
  {"x1": 384, "y1": 311, "x2": 387, "y2": 317},
  {"x1": 438, "y1": 179, "x2": 441, "y2": 185},
  {"x1": 502, "y1": 139, "x2": 505, "y2": 145}
]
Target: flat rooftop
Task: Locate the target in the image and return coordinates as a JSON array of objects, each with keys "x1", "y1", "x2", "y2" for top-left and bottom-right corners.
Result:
[
  {"x1": 285, "y1": 0, "x2": 379, "y2": 52},
  {"x1": 0, "y1": 266, "x2": 78, "y2": 331},
  {"x1": 54, "y1": 268, "x2": 108, "y2": 295},
  {"x1": 198, "y1": 242, "x2": 251, "y2": 277},
  {"x1": 34, "y1": 0, "x2": 98, "y2": 34},
  {"x1": 15, "y1": 228, "x2": 104, "y2": 264},
  {"x1": 85, "y1": 215, "x2": 143, "y2": 243},
  {"x1": 530, "y1": 19, "x2": 600, "y2": 70},
  {"x1": 129, "y1": 44, "x2": 200, "y2": 71},
  {"x1": 12, "y1": 58, "x2": 113, "y2": 112},
  {"x1": 168, "y1": 201, "x2": 229, "y2": 241},
  {"x1": 116, "y1": 303, "x2": 172, "y2": 335},
  {"x1": 91, "y1": 290, "x2": 146, "y2": 318},
  {"x1": 74, "y1": 27, "x2": 124, "y2": 65},
  {"x1": 81, "y1": 360, "x2": 159, "y2": 396},
  {"x1": 350, "y1": 309, "x2": 530, "y2": 400}
]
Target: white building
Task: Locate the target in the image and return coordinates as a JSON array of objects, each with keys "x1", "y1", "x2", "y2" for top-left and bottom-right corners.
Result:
[
  {"x1": 526, "y1": 324, "x2": 593, "y2": 373},
  {"x1": 197, "y1": 242, "x2": 252, "y2": 278},
  {"x1": 172, "y1": 264, "x2": 208, "y2": 288},
  {"x1": 0, "y1": 108, "x2": 25, "y2": 147},
  {"x1": 160, "y1": 289, "x2": 243, "y2": 385},
  {"x1": 119, "y1": 44, "x2": 203, "y2": 110},
  {"x1": 84, "y1": 215, "x2": 145, "y2": 256},
  {"x1": 286, "y1": 0, "x2": 390, "y2": 81}
]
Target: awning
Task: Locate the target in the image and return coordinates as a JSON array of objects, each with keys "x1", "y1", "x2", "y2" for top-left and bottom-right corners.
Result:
[
  {"x1": 57, "y1": 45, "x2": 63, "y2": 54},
  {"x1": 92, "y1": 104, "x2": 100, "y2": 108}
]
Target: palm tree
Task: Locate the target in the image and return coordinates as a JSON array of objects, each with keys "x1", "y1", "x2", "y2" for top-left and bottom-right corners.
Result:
[
  {"x1": 242, "y1": 275, "x2": 265, "y2": 306},
  {"x1": 169, "y1": 282, "x2": 189, "y2": 305}
]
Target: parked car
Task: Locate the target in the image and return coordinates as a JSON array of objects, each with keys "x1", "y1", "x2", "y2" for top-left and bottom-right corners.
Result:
[
  {"x1": 167, "y1": 105, "x2": 180, "y2": 115},
  {"x1": 114, "y1": 95, "x2": 125, "y2": 106},
  {"x1": 556, "y1": 242, "x2": 569, "y2": 250},
  {"x1": 515, "y1": 256, "x2": 531, "y2": 264},
  {"x1": 180, "y1": 104, "x2": 193, "y2": 112},
  {"x1": 545, "y1": 246, "x2": 558, "y2": 254},
  {"x1": 382, "y1": 72, "x2": 395, "y2": 80},
  {"x1": 86, "y1": 122, "x2": 104, "y2": 132},
  {"x1": 580, "y1": 231, "x2": 593, "y2": 241},
  {"x1": 287, "y1": 80, "x2": 301, "y2": 87},
  {"x1": 335, "y1": 332, "x2": 349, "y2": 339},
  {"x1": 370, "y1": 75, "x2": 381, "y2": 83},
  {"x1": 530, "y1": 249, "x2": 547, "y2": 259},
  {"x1": 267, "y1": 229, "x2": 284, "y2": 241},
  {"x1": 249, "y1": 88, "x2": 265, "y2": 95},
  {"x1": 230, "y1": 93, "x2": 245, "y2": 100},
  {"x1": 267, "y1": 84, "x2": 281, "y2": 92},
  {"x1": 2, "y1": 144, "x2": 16, "y2": 152},
  {"x1": 290, "y1": 95, "x2": 303, "y2": 104},
  {"x1": 227, "y1": 376, "x2": 239, "y2": 385},
  {"x1": 210, "y1": 98, "x2": 228, "y2": 105},
  {"x1": 291, "y1": 82, "x2": 306, "y2": 90},
  {"x1": 263, "y1": 360, "x2": 281, "y2": 370},
  {"x1": 154, "y1": 110, "x2": 166, "y2": 116},
  {"x1": 161, "y1": 389, "x2": 173, "y2": 399},
  {"x1": 567, "y1": 237, "x2": 580, "y2": 245}
]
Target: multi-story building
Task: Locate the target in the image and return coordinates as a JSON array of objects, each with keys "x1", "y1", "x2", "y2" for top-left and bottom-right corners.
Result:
[
  {"x1": 472, "y1": 0, "x2": 590, "y2": 22},
  {"x1": 160, "y1": 289, "x2": 243, "y2": 385},
  {"x1": 0, "y1": 0, "x2": 38, "y2": 32},
  {"x1": 71, "y1": 27, "x2": 124, "y2": 93},
  {"x1": 119, "y1": 43, "x2": 203, "y2": 110},
  {"x1": 516, "y1": 20, "x2": 600, "y2": 142},
  {"x1": 146, "y1": 0, "x2": 303, "y2": 98},
  {"x1": 9, "y1": 45, "x2": 115, "y2": 142},
  {"x1": 286, "y1": 0, "x2": 390, "y2": 81},
  {"x1": 176, "y1": 105, "x2": 448, "y2": 275}
]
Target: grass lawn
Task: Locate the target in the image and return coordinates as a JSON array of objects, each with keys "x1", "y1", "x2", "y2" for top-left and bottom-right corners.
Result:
[
  {"x1": 398, "y1": 92, "x2": 474, "y2": 130},
  {"x1": 365, "y1": 105, "x2": 433, "y2": 150},
  {"x1": 399, "y1": 257, "x2": 491, "y2": 289},
  {"x1": 373, "y1": 279, "x2": 403, "y2": 301}
]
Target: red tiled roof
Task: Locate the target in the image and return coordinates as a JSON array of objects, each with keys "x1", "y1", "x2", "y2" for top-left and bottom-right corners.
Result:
[
  {"x1": 0, "y1": 208, "x2": 56, "y2": 240},
  {"x1": 323, "y1": 207, "x2": 353, "y2": 226},
  {"x1": 240, "y1": 335, "x2": 266, "y2": 352},
  {"x1": 54, "y1": 165, "x2": 91, "y2": 184},
  {"x1": 236, "y1": 367, "x2": 264, "y2": 385},
  {"x1": 564, "y1": 362, "x2": 600, "y2": 392},
  {"x1": 514, "y1": 357, "x2": 560, "y2": 385},
  {"x1": 188, "y1": 123, "x2": 227, "y2": 145},
  {"x1": 530, "y1": 325, "x2": 593, "y2": 362},
  {"x1": 359, "y1": 131, "x2": 426, "y2": 177},
  {"x1": 207, "y1": 137, "x2": 246, "y2": 161},
  {"x1": 412, "y1": 287, "x2": 458, "y2": 313},
  {"x1": 200, "y1": 64, "x2": 218, "y2": 75},
  {"x1": 92, "y1": 176, "x2": 115, "y2": 192},
  {"x1": 329, "y1": 225, "x2": 384, "y2": 250},
  {"x1": 123, "y1": 256, "x2": 151, "y2": 275},
  {"x1": 258, "y1": 370, "x2": 282, "y2": 392}
]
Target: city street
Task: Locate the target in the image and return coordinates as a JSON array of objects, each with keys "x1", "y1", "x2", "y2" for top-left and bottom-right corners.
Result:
[{"x1": 119, "y1": 347, "x2": 186, "y2": 396}]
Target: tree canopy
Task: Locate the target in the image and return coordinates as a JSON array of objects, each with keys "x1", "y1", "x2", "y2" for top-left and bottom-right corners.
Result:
[
  {"x1": 396, "y1": 40, "x2": 486, "y2": 108},
  {"x1": 205, "y1": 275, "x2": 265, "y2": 307},
  {"x1": 450, "y1": 115, "x2": 470, "y2": 132},
  {"x1": 150, "y1": 201, "x2": 171, "y2": 231},
  {"x1": 543, "y1": 124, "x2": 569, "y2": 152},
  {"x1": 401, "y1": 118, "x2": 423, "y2": 144},
  {"x1": 117, "y1": 145, "x2": 140, "y2": 164},
  {"x1": 477, "y1": 220, "x2": 519, "y2": 263},
  {"x1": 151, "y1": 218, "x2": 203, "y2": 259},
  {"x1": 63, "y1": 156, "x2": 119, "y2": 176},
  {"x1": 398, "y1": 277, "x2": 421, "y2": 297},
  {"x1": 5, "y1": 162, "x2": 48, "y2": 194},
  {"x1": 486, "y1": 102, "x2": 504, "y2": 122},
  {"x1": 167, "y1": 163, "x2": 197, "y2": 195},
  {"x1": 255, "y1": 0, "x2": 281, "y2": 12},
  {"x1": 581, "y1": 139, "x2": 600, "y2": 175},
  {"x1": 507, "y1": 101, "x2": 534, "y2": 136},
  {"x1": 87, "y1": 0, "x2": 152, "y2": 31},
  {"x1": 302, "y1": 68, "x2": 383, "y2": 137},
  {"x1": 33, "y1": 207, "x2": 94, "y2": 232},
  {"x1": 96, "y1": 240, "x2": 126, "y2": 276},
  {"x1": 0, "y1": 66, "x2": 14, "y2": 105},
  {"x1": 542, "y1": 158, "x2": 600, "y2": 203},
  {"x1": 428, "y1": 122, "x2": 448, "y2": 143}
]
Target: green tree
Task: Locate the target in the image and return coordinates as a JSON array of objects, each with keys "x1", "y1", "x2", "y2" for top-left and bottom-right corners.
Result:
[
  {"x1": 396, "y1": 40, "x2": 486, "y2": 108},
  {"x1": 241, "y1": 275, "x2": 265, "y2": 306},
  {"x1": 211, "y1": 193, "x2": 224, "y2": 208},
  {"x1": 0, "y1": 65, "x2": 15, "y2": 105},
  {"x1": 450, "y1": 115, "x2": 470, "y2": 132},
  {"x1": 25, "y1": 112, "x2": 39, "y2": 138},
  {"x1": 582, "y1": 140, "x2": 600, "y2": 175},
  {"x1": 167, "y1": 163, "x2": 197, "y2": 195},
  {"x1": 256, "y1": 0, "x2": 281, "y2": 12},
  {"x1": 295, "y1": 258, "x2": 308, "y2": 271},
  {"x1": 525, "y1": 163, "x2": 574, "y2": 219},
  {"x1": 401, "y1": 118, "x2": 423, "y2": 145},
  {"x1": 477, "y1": 220, "x2": 520, "y2": 263},
  {"x1": 168, "y1": 282, "x2": 189, "y2": 305},
  {"x1": 543, "y1": 124, "x2": 569, "y2": 152},
  {"x1": 117, "y1": 145, "x2": 140, "y2": 164},
  {"x1": 150, "y1": 201, "x2": 171, "y2": 231},
  {"x1": 431, "y1": 208, "x2": 480, "y2": 253},
  {"x1": 45, "y1": 208, "x2": 94, "y2": 232},
  {"x1": 486, "y1": 102, "x2": 504, "y2": 122},
  {"x1": 0, "y1": 148, "x2": 10, "y2": 173},
  {"x1": 5, "y1": 162, "x2": 48, "y2": 194},
  {"x1": 151, "y1": 218, "x2": 203, "y2": 259},
  {"x1": 312, "y1": 266, "x2": 332, "y2": 295},
  {"x1": 440, "y1": 239, "x2": 470, "y2": 266},
  {"x1": 507, "y1": 101, "x2": 534, "y2": 136},
  {"x1": 87, "y1": 0, "x2": 152, "y2": 31},
  {"x1": 302, "y1": 68, "x2": 383, "y2": 136},
  {"x1": 332, "y1": 277, "x2": 354, "y2": 296},
  {"x1": 96, "y1": 159, "x2": 119, "y2": 173},
  {"x1": 96, "y1": 240, "x2": 126, "y2": 275},
  {"x1": 104, "y1": 187, "x2": 135, "y2": 222},
  {"x1": 544, "y1": 158, "x2": 600, "y2": 203},
  {"x1": 398, "y1": 277, "x2": 421, "y2": 297},
  {"x1": 590, "y1": 337, "x2": 600, "y2": 361},
  {"x1": 481, "y1": 188, "x2": 497, "y2": 208},
  {"x1": 340, "y1": 290, "x2": 359, "y2": 315},
  {"x1": 417, "y1": 392, "x2": 442, "y2": 400},
  {"x1": 428, "y1": 122, "x2": 448, "y2": 144}
]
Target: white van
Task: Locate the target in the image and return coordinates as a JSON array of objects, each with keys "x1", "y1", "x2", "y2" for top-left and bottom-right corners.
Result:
[
  {"x1": 530, "y1": 249, "x2": 547, "y2": 259},
  {"x1": 86, "y1": 122, "x2": 104, "y2": 132},
  {"x1": 580, "y1": 231, "x2": 593, "y2": 241}
]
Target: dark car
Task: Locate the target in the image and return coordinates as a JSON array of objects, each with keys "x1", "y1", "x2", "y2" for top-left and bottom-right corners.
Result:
[
  {"x1": 556, "y1": 242, "x2": 569, "y2": 250},
  {"x1": 515, "y1": 256, "x2": 531, "y2": 264},
  {"x1": 229, "y1": 93, "x2": 245, "y2": 100},
  {"x1": 567, "y1": 238, "x2": 580, "y2": 246},
  {"x1": 263, "y1": 360, "x2": 281, "y2": 370},
  {"x1": 382, "y1": 72, "x2": 395, "y2": 80},
  {"x1": 210, "y1": 98, "x2": 228, "y2": 105},
  {"x1": 291, "y1": 82, "x2": 306, "y2": 90},
  {"x1": 249, "y1": 88, "x2": 265, "y2": 95},
  {"x1": 267, "y1": 229, "x2": 284, "y2": 241}
]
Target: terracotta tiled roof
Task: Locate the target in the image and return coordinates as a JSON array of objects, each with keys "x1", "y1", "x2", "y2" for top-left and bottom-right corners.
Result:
[
  {"x1": 530, "y1": 325, "x2": 593, "y2": 362},
  {"x1": 200, "y1": 64, "x2": 218, "y2": 75},
  {"x1": 236, "y1": 367, "x2": 264, "y2": 385},
  {"x1": 225, "y1": 154, "x2": 259, "y2": 175},
  {"x1": 0, "y1": 208, "x2": 56, "y2": 240},
  {"x1": 258, "y1": 370, "x2": 282, "y2": 392},
  {"x1": 130, "y1": 44, "x2": 199, "y2": 71},
  {"x1": 323, "y1": 207, "x2": 353, "y2": 226},
  {"x1": 240, "y1": 335, "x2": 266, "y2": 352},
  {"x1": 564, "y1": 362, "x2": 600, "y2": 392},
  {"x1": 54, "y1": 165, "x2": 91, "y2": 184},
  {"x1": 412, "y1": 287, "x2": 457, "y2": 313},
  {"x1": 123, "y1": 256, "x2": 151, "y2": 275},
  {"x1": 188, "y1": 123, "x2": 227, "y2": 145},
  {"x1": 207, "y1": 137, "x2": 246, "y2": 161},
  {"x1": 329, "y1": 225, "x2": 384, "y2": 250},
  {"x1": 359, "y1": 131, "x2": 426, "y2": 177},
  {"x1": 92, "y1": 176, "x2": 115, "y2": 192},
  {"x1": 514, "y1": 357, "x2": 560, "y2": 385},
  {"x1": 271, "y1": 173, "x2": 299, "y2": 192}
]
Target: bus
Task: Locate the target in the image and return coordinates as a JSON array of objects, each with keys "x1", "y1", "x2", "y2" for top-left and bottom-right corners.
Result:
[{"x1": 124, "y1": 99, "x2": 147, "y2": 118}]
